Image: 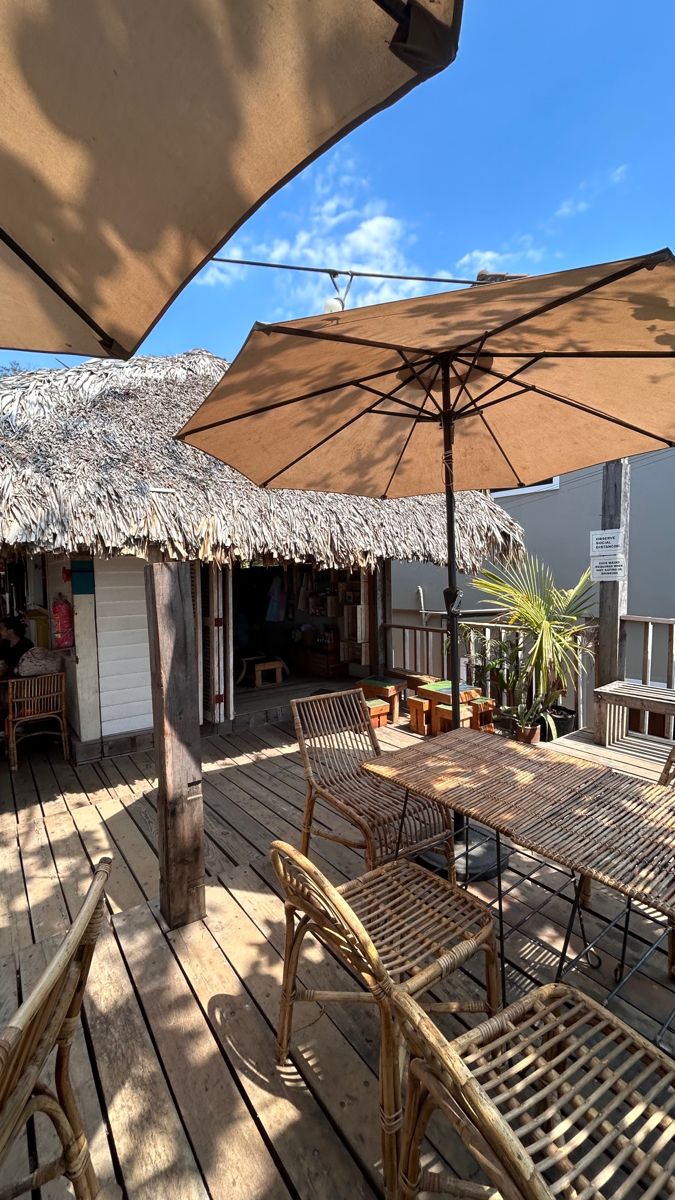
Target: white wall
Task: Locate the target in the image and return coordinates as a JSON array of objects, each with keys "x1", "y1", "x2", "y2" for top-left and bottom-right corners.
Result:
[{"x1": 94, "y1": 557, "x2": 152, "y2": 736}]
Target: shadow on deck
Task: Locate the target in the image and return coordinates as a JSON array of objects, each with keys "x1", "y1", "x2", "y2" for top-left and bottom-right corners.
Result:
[{"x1": 1, "y1": 720, "x2": 674, "y2": 1198}]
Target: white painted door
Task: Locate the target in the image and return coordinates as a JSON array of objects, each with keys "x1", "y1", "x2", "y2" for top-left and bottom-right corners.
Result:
[{"x1": 95, "y1": 558, "x2": 153, "y2": 736}]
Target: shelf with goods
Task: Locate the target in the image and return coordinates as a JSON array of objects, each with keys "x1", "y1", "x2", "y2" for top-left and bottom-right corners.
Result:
[{"x1": 288, "y1": 565, "x2": 372, "y2": 677}]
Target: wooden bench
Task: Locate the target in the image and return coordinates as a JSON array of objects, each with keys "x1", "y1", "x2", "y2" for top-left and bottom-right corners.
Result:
[
  {"x1": 594, "y1": 681, "x2": 675, "y2": 746},
  {"x1": 408, "y1": 695, "x2": 430, "y2": 736}
]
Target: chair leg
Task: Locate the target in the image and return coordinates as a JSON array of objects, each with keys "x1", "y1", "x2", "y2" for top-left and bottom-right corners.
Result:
[
  {"x1": 396, "y1": 1072, "x2": 430, "y2": 1200},
  {"x1": 7, "y1": 716, "x2": 17, "y2": 771},
  {"x1": 444, "y1": 830, "x2": 456, "y2": 886},
  {"x1": 669, "y1": 922, "x2": 675, "y2": 979},
  {"x1": 483, "y1": 932, "x2": 502, "y2": 1016},
  {"x1": 378, "y1": 1003, "x2": 402, "y2": 1200},
  {"x1": 300, "y1": 786, "x2": 316, "y2": 858},
  {"x1": 60, "y1": 715, "x2": 70, "y2": 763},
  {"x1": 276, "y1": 906, "x2": 309, "y2": 1064},
  {"x1": 55, "y1": 1043, "x2": 99, "y2": 1198}
]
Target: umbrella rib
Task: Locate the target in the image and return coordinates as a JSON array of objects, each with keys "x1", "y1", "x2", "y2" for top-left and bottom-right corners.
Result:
[
  {"x1": 453, "y1": 355, "x2": 675, "y2": 446},
  {"x1": 459, "y1": 386, "x2": 525, "y2": 488},
  {"x1": 178, "y1": 361, "x2": 429, "y2": 438},
  {"x1": 453, "y1": 354, "x2": 543, "y2": 412},
  {"x1": 396, "y1": 352, "x2": 443, "y2": 414},
  {"x1": 449, "y1": 248, "x2": 674, "y2": 355},
  {"x1": 381, "y1": 393, "x2": 431, "y2": 499},
  {"x1": 0, "y1": 226, "x2": 126, "y2": 357},
  {"x1": 258, "y1": 392, "x2": 393, "y2": 487},
  {"x1": 255, "y1": 319, "x2": 429, "y2": 356}
]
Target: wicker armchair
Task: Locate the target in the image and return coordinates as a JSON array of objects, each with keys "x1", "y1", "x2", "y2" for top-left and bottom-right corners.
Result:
[
  {"x1": 270, "y1": 840, "x2": 500, "y2": 1198},
  {"x1": 392, "y1": 981, "x2": 675, "y2": 1200},
  {"x1": 291, "y1": 689, "x2": 454, "y2": 875},
  {"x1": 4, "y1": 672, "x2": 69, "y2": 771},
  {"x1": 0, "y1": 857, "x2": 111, "y2": 1199}
]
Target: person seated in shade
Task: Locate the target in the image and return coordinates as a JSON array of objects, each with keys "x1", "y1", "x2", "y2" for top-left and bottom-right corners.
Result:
[{"x1": 0, "y1": 614, "x2": 34, "y2": 678}]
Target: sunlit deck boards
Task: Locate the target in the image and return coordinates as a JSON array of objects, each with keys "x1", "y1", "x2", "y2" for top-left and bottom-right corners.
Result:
[{"x1": 1, "y1": 722, "x2": 674, "y2": 1198}]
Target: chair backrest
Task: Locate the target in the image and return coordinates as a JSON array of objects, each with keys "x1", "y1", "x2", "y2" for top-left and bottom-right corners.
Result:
[
  {"x1": 7, "y1": 672, "x2": 66, "y2": 720},
  {"x1": 269, "y1": 840, "x2": 392, "y2": 993},
  {"x1": 290, "y1": 689, "x2": 380, "y2": 789},
  {"x1": 0, "y1": 857, "x2": 111, "y2": 1160},
  {"x1": 392, "y1": 982, "x2": 675, "y2": 1200}
]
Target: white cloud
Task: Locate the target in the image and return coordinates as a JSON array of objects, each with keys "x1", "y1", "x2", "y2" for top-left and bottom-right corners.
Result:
[
  {"x1": 240, "y1": 150, "x2": 429, "y2": 315},
  {"x1": 609, "y1": 164, "x2": 627, "y2": 184},
  {"x1": 555, "y1": 197, "x2": 589, "y2": 218},
  {"x1": 196, "y1": 245, "x2": 248, "y2": 288},
  {"x1": 456, "y1": 236, "x2": 546, "y2": 278}
]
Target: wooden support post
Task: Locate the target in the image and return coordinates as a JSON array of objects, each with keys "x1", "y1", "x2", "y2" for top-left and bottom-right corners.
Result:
[
  {"x1": 223, "y1": 563, "x2": 235, "y2": 722},
  {"x1": 145, "y1": 562, "x2": 206, "y2": 929},
  {"x1": 595, "y1": 460, "x2": 630, "y2": 742},
  {"x1": 372, "y1": 563, "x2": 387, "y2": 676}
]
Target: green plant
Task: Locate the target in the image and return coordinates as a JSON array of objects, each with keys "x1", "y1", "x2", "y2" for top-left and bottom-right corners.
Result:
[
  {"x1": 471, "y1": 555, "x2": 595, "y2": 709},
  {"x1": 504, "y1": 679, "x2": 558, "y2": 738},
  {"x1": 460, "y1": 627, "x2": 522, "y2": 704}
]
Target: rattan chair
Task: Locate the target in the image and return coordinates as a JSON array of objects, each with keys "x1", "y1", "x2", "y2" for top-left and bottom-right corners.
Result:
[
  {"x1": 0, "y1": 857, "x2": 111, "y2": 1199},
  {"x1": 5, "y1": 672, "x2": 69, "y2": 771},
  {"x1": 270, "y1": 840, "x2": 500, "y2": 1198},
  {"x1": 291, "y1": 689, "x2": 454, "y2": 875},
  {"x1": 392, "y1": 981, "x2": 675, "y2": 1200}
]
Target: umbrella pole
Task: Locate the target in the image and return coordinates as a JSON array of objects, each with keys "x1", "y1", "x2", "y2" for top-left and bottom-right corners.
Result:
[{"x1": 441, "y1": 354, "x2": 461, "y2": 730}]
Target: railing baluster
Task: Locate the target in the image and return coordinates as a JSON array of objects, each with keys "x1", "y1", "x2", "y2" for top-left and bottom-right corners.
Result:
[
  {"x1": 641, "y1": 620, "x2": 653, "y2": 734},
  {"x1": 667, "y1": 625, "x2": 675, "y2": 740}
]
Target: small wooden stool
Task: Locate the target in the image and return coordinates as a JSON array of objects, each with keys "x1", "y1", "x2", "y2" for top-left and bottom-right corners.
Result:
[
  {"x1": 364, "y1": 698, "x2": 389, "y2": 729},
  {"x1": 254, "y1": 659, "x2": 284, "y2": 688},
  {"x1": 359, "y1": 676, "x2": 406, "y2": 723},
  {"x1": 408, "y1": 695, "x2": 430, "y2": 736},
  {"x1": 470, "y1": 696, "x2": 496, "y2": 733},
  {"x1": 431, "y1": 701, "x2": 472, "y2": 736}
]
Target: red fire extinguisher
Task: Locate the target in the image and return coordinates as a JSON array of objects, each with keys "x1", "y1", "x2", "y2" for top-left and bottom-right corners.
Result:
[{"x1": 52, "y1": 593, "x2": 74, "y2": 649}]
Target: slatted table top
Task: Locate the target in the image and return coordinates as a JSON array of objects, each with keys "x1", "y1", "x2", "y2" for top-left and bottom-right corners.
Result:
[
  {"x1": 363, "y1": 727, "x2": 675, "y2": 920},
  {"x1": 363, "y1": 727, "x2": 612, "y2": 837}
]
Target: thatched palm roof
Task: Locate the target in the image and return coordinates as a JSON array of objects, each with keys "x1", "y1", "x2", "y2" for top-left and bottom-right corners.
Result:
[{"x1": 0, "y1": 350, "x2": 523, "y2": 570}]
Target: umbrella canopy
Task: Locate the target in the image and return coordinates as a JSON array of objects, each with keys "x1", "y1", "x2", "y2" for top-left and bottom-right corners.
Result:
[
  {"x1": 178, "y1": 249, "x2": 675, "y2": 495},
  {"x1": 0, "y1": 0, "x2": 463, "y2": 359},
  {"x1": 179, "y1": 248, "x2": 675, "y2": 728}
]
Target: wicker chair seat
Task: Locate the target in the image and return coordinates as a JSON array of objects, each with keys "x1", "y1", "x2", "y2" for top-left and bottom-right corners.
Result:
[
  {"x1": 339, "y1": 859, "x2": 494, "y2": 985},
  {"x1": 318, "y1": 772, "x2": 448, "y2": 860},
  {"x1": 394, "y1": 982, "x2": 675, "y2": 1200}
]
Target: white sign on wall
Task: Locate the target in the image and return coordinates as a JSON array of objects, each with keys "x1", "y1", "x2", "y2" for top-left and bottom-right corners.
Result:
[
  {"x1": 590, "y1": 528, "x2": 624, "y2": 555},
  {"x1": 590, "y1": 554, "x2": 627, "y2": 582}
]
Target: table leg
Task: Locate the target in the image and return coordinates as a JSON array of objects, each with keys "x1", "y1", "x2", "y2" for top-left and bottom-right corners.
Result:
[
  {"x1": 669, "y1": 922, "x2": 675, "y2": 979},
  {"x1": 556, "y1": 875, "x2": 584, "y2": 982},
  {"x1": 614, "y1": 897, "x2": 633, "y2": 984},
  {"x1": 391, "y1": 692, "x2": 400, "y2": 724},
  {"x1": 495, "y1": 832, "x2": 507, "y2": 1005}
]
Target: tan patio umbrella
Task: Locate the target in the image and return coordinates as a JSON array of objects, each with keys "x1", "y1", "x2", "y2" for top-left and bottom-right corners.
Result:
[
  {"x1": 0, "y1": 0, "x2": 463, "y2": 359},
  {"x1": 179, "y1": 248, "x2": 675, "y2": 726}
]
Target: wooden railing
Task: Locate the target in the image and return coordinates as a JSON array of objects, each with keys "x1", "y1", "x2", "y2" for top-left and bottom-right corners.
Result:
[
  {"x1": 620, "y1": 615, "x2": 675, "y2": 737},
  {"x1": 384, "y1": 616, "x2": 595, "y2": 727}
]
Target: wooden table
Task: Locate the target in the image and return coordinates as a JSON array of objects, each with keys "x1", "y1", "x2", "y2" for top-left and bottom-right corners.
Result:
[
  {"x1": 358, "y1": 676, "x2": 407, "y2": 724},
  {"x1": 363, "y1": 728, "x2": 675, "y2": 1001},
  {"x1": 594, "y1": 680, "x2": 675, "y2": 744}
]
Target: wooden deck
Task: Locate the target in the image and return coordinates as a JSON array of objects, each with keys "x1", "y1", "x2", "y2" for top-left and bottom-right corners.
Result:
[
  {"x1": 547, "y1": 725, "x2": 675, "y2": 781},
  {"x1": 1, "y1": 721, "x2": 674, "y2": 1198}
]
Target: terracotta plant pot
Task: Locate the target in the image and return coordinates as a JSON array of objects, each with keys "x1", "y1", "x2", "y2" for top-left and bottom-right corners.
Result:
[{"x1": 516, "y1": 724, "x2": 541, "y2": 744}]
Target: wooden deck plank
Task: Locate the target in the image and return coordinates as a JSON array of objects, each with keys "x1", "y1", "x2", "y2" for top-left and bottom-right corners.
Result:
[
  {"x1": 0, "y1": 826, "x2": 33, "y2": 956},
  {"x1": 69, "y1": 804, "x2": 145, "y2": 915},
  {"x1": 115, "y1": 903, "x2": 290, "y2": 1200},
  {"x1": 169, "y1": 892, "x2": 378, "y2": 1200},
  {"x1": 84, "y1": 922, "x2": 209, "y2": 1200},
  {"x1": 17, "y1": 818, "x2": 69, "y2": 943},
  {"x1": 203, "y1": 878, "x2": 391, "y2": 1192},
  {"x1": 95, "y1": 797, "x2": 159, "y2": 902}
]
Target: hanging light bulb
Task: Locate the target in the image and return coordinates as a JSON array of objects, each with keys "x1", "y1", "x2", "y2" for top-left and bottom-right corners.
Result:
[
  {"x1": 323, "y1": 295, "x2": 345, "y2": 314},
  {"x1": 323, "y1": 270, "x2": 354, "y2": 314}
]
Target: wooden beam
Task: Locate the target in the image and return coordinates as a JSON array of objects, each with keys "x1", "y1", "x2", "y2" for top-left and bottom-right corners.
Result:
[
  {"x1": 145, "y1": 562, "x2": 206, "y2": 928},
  {"x1": 595, "y1": 459, "x2": 630, "y2": 738}
]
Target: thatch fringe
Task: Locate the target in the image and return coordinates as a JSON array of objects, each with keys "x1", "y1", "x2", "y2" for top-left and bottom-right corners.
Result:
[{"x1": 0, "y1": 350, "x2": 523, "y2": 570}]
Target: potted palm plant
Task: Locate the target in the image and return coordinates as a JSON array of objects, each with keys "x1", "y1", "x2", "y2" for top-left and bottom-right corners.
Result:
[{"x1": 472, "y1": 554, "x2": 595, "y2": 740}]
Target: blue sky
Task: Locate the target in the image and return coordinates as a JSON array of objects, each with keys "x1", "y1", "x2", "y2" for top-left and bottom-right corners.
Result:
[{"x1": 3, "y1": 0, "x2": 674, "y2": 374}]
